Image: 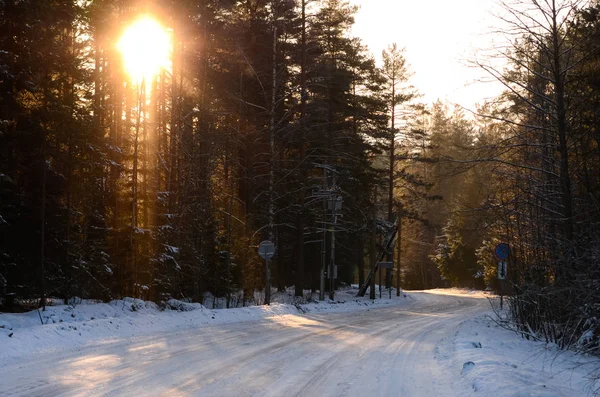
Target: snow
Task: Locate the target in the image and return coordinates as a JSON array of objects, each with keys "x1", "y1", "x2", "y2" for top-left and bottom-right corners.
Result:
[
  {"x1": 1, "y1": 289, "x2": 598, "y2": 396},
  {"x1": 423, "y1": 287, "x2": 491, "y2": 299},
  {"x1": 0, "y1": 286, "x2": 408, "y2": 367},
  {"x1": 439, "y1": 308, "x2": 600, "y2": 396},
  {"x1": 0, "y1": 298, "x2": 298, "y2": 366},
  {"x1": 199, "y1": 284, "x2": 404, "y2": 308}
]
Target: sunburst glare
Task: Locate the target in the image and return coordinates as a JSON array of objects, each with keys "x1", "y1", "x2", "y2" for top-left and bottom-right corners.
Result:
[{"x1": 118, "y1": 17, "x2": 171, "y2": 83}]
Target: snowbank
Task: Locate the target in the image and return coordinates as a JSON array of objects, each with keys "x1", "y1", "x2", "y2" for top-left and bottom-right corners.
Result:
[
  {"x1": 300, "y1": 285, "x2": 409, "y2": 313},
  {"x1": 0, "y1": 298, "x2": 297, "y2": 366},
  {"x1": 0, "y1": 287, "x2": 409, "y2": 367},
  {"x1": 438, "y1": 311, "x2": 600, "y2": 396}
]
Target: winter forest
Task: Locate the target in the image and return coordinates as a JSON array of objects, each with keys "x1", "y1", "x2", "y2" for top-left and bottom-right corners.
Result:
[{"x1": 1, "y1": 0, "x2": 600, "y2": 353}]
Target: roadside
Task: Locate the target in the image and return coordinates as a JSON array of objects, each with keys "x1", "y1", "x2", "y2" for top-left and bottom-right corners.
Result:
[
  {"x1": 0, "y1": 285, "x2": 409, "y2": 367},
  {"x1": 437, "y1": 298, "x2": 600, "y2": 397}
]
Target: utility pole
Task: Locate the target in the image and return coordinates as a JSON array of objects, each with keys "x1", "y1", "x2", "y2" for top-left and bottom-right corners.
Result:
[
  {"x1": 295, "y1": 0, "x2": 307, "y2": 299},
  {"x1": 315, "y1": 166, "x2": 341, "y2": 301},
  {"x1": 329, "y1": 173, "x2": 336, "y2": 300},
  {"x1": 357, "y1": 211, "x2": 400, "y2": 298},
  {"x1": 40, "y1": 129, "x2": 47, "y2": 311},
  {"x1": 266, "y1": 5, "x2": 278, "y2": 305},
  {"x1": 370, "y1": 186, "x2": 377, "y2": 299},
  {"x1": 319, "y1": 168, "x2": 327, "y2": 301},
  {"x1": 396, "y1": 210, "x2": 402, "y2": 296},
  {"x1": 329, "y1": 206, "x2": 336, "y2": 300},
  {"x1": 328, "y1": 177, "x2": 341, "y2": 301}
]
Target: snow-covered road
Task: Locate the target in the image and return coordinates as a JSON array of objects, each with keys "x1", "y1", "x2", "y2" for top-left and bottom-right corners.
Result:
[{"x1": 0, "y1": 292, "x2": 487, "y2": 397}]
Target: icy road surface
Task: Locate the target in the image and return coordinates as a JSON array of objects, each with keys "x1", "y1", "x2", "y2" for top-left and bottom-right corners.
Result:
[{"x1": 0, "y1": 292, "x2": 487, "y2": 397}]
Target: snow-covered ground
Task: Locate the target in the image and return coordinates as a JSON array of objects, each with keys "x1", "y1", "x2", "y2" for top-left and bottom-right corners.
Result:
[
  {"x1": 1, "y1": 289, "x2": 598, "y2": 396},
  {"x1": 440, "y1": 302, "x2": 600, "y2": 396},
  {"x1": 0, "y1": 285, "x2": 406, "y2": 366},
  {"x1": 422, "y1": 287, "x2": 490, "y2": 299}
]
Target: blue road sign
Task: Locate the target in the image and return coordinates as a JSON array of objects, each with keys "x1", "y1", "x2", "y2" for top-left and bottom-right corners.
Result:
[{"x1": 495, "y1": 243, "x2": 510, "y2": 260}]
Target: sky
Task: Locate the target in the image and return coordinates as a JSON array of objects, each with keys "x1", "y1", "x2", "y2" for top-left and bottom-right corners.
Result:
[{"x1": 350, "y1": 0, "x2": 506, "y2": 111}]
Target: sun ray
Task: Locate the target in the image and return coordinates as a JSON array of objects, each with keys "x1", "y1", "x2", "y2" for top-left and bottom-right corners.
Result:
[{"x1": 118, "y1": 16, "x2": 171, "y2": 83}]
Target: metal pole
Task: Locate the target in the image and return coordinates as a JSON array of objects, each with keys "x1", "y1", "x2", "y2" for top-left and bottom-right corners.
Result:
[
  {"x1": 320, "y1": 213, "x2": 326, "y2": 300},
  {"x1": 379, "y1": 264, "x2": 382, "y2": 299},
  {"x1": 329, "y1": 208, "x2": 336, "y2": 300},
  {"x1": 265, "y1": 257, "x2": 271, "y2": 305},
  {"x1": 369, "y1": 187, "x2": 377, "y2": 300},
  {"x1": 319, "y1": 169, "x2": 327, "y2": 301},
  {"x1": 396, "y1": 212, "x2": 402, "y2": 297},
  {"x1": 500, "y1": 279, "x2": 504, "y2": 310}
]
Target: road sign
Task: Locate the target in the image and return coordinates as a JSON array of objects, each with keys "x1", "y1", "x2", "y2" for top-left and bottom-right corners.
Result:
[
  {"x1": 258, "y1": 240, "x2": 276, "y2": 305},
  {"x1": 494, "y1": 243, "x2": 510, "y2": 260},
  {"x1": 498, "y1": 261, "x2": 507, "y2": 280},
  {"x1": 378, "y1": 261, "x2": 393, "y2": 269},
  {"x1": 258, "y1": 240, "x2": 276, "y2": 260}
]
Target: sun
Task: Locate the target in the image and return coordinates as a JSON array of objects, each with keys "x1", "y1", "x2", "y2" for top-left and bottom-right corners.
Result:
[{"x1": 118, "y1": 17, "x2": 171, "y2": 83}]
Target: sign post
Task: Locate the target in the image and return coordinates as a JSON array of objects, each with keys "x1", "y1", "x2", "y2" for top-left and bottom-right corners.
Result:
[
  {"x1": 258, "y1": 240, "x2": 276, "y2": 305},
  {"x1": 494, "y1": 243, "x2": 510, "y2": 309},
  {"x1": 378, "y1": 262, "x2": 393, "y2": 299}
]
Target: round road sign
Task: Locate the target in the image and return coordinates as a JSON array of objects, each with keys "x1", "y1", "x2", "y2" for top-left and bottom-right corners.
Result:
[
  {"x1": 494, "y1": 243, "x2": 510, "y2": 261},
  {"x1": 258, "y1": 240, "x2": 276, "y2": 260}
]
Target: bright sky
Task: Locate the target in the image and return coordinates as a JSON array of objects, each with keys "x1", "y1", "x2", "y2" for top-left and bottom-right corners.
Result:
[{"x1": 350, "y1": 0, "x2": 506, "y2": 111}]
